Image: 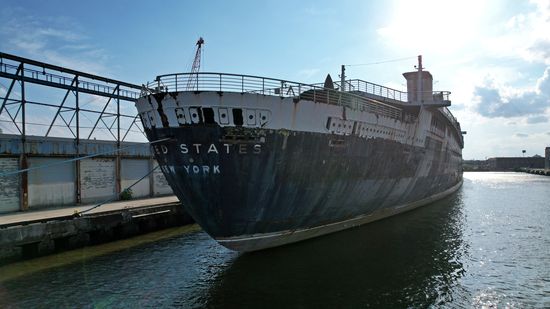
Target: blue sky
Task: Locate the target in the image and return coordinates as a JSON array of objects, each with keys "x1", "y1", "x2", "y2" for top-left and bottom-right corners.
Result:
[{"x1": 0, "y1": 0, "x2": 549, "y2": 159}]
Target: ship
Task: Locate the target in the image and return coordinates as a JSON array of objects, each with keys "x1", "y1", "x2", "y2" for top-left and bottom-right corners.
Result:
[{"x1": 135, "y1": 55, "x2": 464, "y2": 251}]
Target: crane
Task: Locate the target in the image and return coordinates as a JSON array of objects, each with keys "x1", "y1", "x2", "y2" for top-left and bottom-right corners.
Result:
[{"x1": 186, "y1": 37, "x2": 204, "y2": 91}]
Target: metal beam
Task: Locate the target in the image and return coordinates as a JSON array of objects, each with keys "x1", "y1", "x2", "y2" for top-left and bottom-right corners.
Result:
[
  {"x1": 0, "y1": 52, "x2": 150, "y2": 211},
  {"x1": 45, "y1": 76, "x2": 77, "y2": 137},
  {"x1": 0, "y1": 52, "x2": 146, "y2": 145},
  {"x1": 87, "y1": 85, "x2": 118, "y2": 139},
  {"x1": 0, "y1": 63, "x2": 22, "y2": 115},
  {"x1": 0, "y1": 71, "x2": 138, "y2": 101},
  {"x1": 122, "y1": 115, "x2": 142, "y2": 142},
  {"x1": 0, "y1": 52, "x2": 140, "y2": 90}
]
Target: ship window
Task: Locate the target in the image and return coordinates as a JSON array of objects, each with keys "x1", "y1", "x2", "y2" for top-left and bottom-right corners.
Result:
[
  {"x1": 203, "y1": 108, "x2": 215, "y2": 124},
  {"x1": 232, "y1": 108, "x2": 243, "y2": 126}
]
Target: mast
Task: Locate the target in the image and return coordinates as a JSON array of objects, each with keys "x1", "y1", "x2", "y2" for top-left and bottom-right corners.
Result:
[
  {"x1": 417, "y1": 55, "x2": 423, "y2": 104},
  {"x1": 340, "y1": 65, "x2": 346, "y2": 92}
]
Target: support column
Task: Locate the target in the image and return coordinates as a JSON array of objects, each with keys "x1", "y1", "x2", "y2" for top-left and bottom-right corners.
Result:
[
  {"x1": 75, "y1": 76, "x2": 81, "y2": 204},
  {"x1": 115, "y1": 155, "x2": 121, "y2": 199},
  {"x1": 20, "y1": 64, "x2": 28, "y2": 211},
  {"x1": 116, "y1": 87, "x2": 122, "y2": 200}
]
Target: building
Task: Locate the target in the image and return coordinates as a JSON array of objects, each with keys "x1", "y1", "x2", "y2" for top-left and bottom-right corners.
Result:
[
  {"x1": 546, "y1": 147, "x2": 550, "y2": 170},
  {"x1": 486, "y1": 156, "x2": 545, "y2": 171},
  {"x1": 0, "y1": 134, "x2": 173, "y2": 214}
]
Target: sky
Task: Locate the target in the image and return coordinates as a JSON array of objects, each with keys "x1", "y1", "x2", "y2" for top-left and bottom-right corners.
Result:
[{"x1": 0, "y1": 0, "x2": 549, "y2": 159}]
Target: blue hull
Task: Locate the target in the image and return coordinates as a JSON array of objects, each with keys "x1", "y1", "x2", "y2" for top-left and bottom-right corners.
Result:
[{"x1": 146, "y1": 124, "x2": 462, "y2": 250}]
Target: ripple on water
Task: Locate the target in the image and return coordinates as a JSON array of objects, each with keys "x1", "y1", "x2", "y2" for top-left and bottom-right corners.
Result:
[{"x1": 0, "y1": 172, "x2": 549, "y2": 308}]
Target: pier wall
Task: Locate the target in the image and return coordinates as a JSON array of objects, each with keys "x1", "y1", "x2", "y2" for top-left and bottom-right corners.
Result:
[
  {"x1": 0, "y1": 134, "x2": 173, "y2": 214},
  {"x1": 0, "y1": 197, "x2": 192, "y2": 263},
  {"x1": 486, "y1": 156, "x2": 545, "y2": 171}
]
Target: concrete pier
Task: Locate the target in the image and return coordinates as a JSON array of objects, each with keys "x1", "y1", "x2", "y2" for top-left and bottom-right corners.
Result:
[
  {"x1": 0, "y1": 196, "x2": 193, "y2": 264},
  {"x1": 519, "y1": 167, "x2": 550, "y2": 176}
]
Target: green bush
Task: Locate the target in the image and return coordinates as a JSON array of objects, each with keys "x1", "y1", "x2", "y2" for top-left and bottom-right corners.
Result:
[{"x1": 120, "y1": 188, "x2": 133, "y2": 200}]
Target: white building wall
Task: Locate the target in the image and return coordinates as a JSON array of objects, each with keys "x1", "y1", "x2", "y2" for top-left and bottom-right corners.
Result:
[
  {"x1": 0, "y1": 157, "x2": 20, "y2": 213},
  {"x1": 80, "y1": 158, "x2": 117, "y2": 204},
  {"x1": 121, "y1": 159, "x2": 150, "y2": 199},
  {"x1": 28, "y1": 157, "x2": 76, "y2": 208}
]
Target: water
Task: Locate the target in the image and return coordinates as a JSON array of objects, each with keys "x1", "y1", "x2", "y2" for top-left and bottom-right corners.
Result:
[{"x1": 0, "y1": 172, "x2": 549, "y2": 308}]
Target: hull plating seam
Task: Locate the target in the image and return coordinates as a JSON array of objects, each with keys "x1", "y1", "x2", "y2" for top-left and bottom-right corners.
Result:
[{"x1": 216, "y1": 180, "x2": 463, "y2": 251}]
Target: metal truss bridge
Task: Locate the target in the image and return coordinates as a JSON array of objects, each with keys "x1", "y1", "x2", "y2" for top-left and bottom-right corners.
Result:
[{"x1": 0, "y1": 52, "x2": 143, "y2": 144}]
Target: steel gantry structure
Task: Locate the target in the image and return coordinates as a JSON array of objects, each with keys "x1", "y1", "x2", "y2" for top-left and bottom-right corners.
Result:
[
  {"x1": 0, "y1": 52, "x2": 143, "y2": 142},
  {"x1": 0, "y1": 52, "x2": 146, "y2": 209}
]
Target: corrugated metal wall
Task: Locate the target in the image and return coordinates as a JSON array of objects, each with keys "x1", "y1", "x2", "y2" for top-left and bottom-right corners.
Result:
[
  {"x1": 80, "y1": 158, "x2": 117, "y2": 204},
  {"x1": 28, "y1": 157, "x2": 76, "y2": 209},
  {"x1": 0, "y1": 136, "x2": 175, "y2": 213},
  {"x1": 121, "y1": 159, "x2": 151, "y2": 199},
  {"x1": 0, "y1": 157, "x2": 20, "y2": 214},
  {"x1": 153, "y1": 161, "x2": 173, "y2": 196}
]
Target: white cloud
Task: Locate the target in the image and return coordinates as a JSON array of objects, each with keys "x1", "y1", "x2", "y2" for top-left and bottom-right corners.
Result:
[
  {"x1": 462, "y1": 119, "x2": 550, "y2": 158},
  {"x1": 37, "y1": 28, "x2": 84, "y2": 42},
  {"x1": 377, "y1": 0, "x2": 488, "y2": 53},
  {"x1": 0, "y1": 10, "x2": 109, "y2": 75},
  {"x1": 486, "y1": 0, "x2": 550, "y2": 64},
  {"x1": 526, "y1": 115, "x2": 548, "y2": 123},
  {"x1": 376, "y1": 0, "x2": 550, "y2": 146},
  {"x1": 471, "y1": 67, "x2": 550, "y2": 118}
]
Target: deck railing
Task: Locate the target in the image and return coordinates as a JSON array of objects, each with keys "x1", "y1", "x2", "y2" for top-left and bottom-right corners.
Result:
[
  {"x1": 441, "y1": 106, "x2": 461, "y2": 134},
  {"x1": 316, "y1": 79, "x2": 451, "y2": 104},
  {"x1": 146, "y1": 72, "x2": 403, "y2": 119},
  {"x1": 344, "y1": 79, "x2": 408, "y2": 102}
]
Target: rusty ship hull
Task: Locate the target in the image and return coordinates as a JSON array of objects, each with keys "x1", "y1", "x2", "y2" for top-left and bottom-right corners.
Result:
[{"x1": 136, "y1": 69, "x2": 464, "y2": 251}]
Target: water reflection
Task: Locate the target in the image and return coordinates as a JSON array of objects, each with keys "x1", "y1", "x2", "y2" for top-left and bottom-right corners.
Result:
[
  {"x1": 0, "y1": 231, "x2": 236, "y2": 309},
  {"x1": 203, "y1": 192, "x2": 467, "y2": 308},
  {"x1": 3, "y1": 173, "x2": 547, "y2": 307}
]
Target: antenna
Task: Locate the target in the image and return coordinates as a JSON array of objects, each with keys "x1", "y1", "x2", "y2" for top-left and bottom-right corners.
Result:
[
  {"x1": 340, "y1": 65, "x2": 346, "y2": 92},
  {"x1": 340, "y1": 56, "x2": 415, "y2": 93},
  {"x1": 186, "y1": 37, "x2": 205, "y2": 91},
  {"x1": 416, "y1": 55, "x2": 423, "y2": 104}
]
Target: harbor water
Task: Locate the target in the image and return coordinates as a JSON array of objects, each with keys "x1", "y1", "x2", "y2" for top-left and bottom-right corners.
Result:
[{"x1": 0, "y1": 172, "x2": 549, "y2": 308}]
